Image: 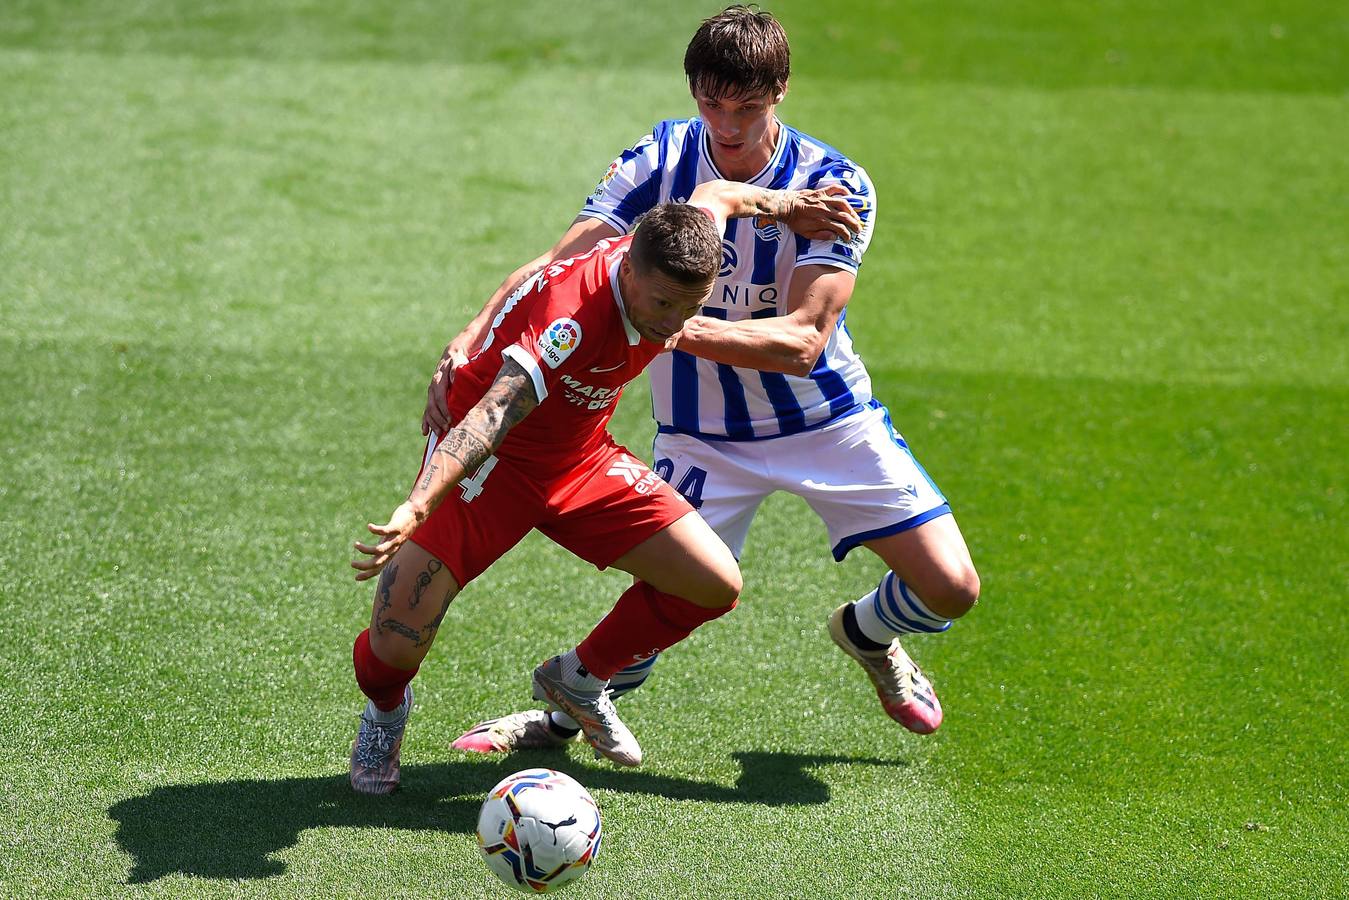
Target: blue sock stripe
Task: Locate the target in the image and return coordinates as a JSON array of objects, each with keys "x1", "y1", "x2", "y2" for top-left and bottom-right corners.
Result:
[
  {"x1": 877, "y1": 576, "x2": 948, "y2": 634},
  {"x1": 870, "y1": 586, "x2": 909, "y2": 633},
  {"x1": 895, "y1": 577, "x2": 952, "y2": 629},
  {"x1": 608, "y1": 653, "x2": 659, "y2": 699},
  {"x1": 615, "y1": 655, "x2": 659, "y2": 676},
  {"x1": 612, "y1": 671, "x2": 652, "y2": 701}
]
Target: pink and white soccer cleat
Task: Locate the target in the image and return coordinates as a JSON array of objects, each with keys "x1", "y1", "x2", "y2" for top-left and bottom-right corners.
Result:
[
  {"x1": 451, "y1": 709, "x2": 577, "y2": 754},
  {"x1": 828, "y1": 604, "x2": 943, "y2": 734}
]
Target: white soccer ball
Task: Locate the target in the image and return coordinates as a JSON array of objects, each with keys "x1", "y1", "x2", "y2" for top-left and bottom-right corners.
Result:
[{"x1": 476, "y1": 768, "x2": 602, "y2": 893}]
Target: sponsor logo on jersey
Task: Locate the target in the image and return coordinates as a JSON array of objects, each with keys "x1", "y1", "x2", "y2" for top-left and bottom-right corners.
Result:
[
  {"x1": 709, "y1": 281, "x2": 778, "y2": 311},
  {"x1": 538, "y1": 318, "x2": 582, "y2": 369},
  {"x1": 606, "y1": 454, "x2": 663, "y2": 494},
  {"x1": 719, "y1": 240, "x2": 738, "y2": 278},
  {"x1": 560, "y1": 373, "x2": 620, "y2": 410},
  {"x1": 752, "y1": 215, "x2": 782, "y2": 242}
]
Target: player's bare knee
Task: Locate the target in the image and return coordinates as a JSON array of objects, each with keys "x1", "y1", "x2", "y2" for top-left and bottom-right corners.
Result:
[
  {"x1": 718, "y1": 566, "x2": 743, "y2": 607},
  {"x1": 929, "y1": 565, "x2": 980, "y2": 619},
  {"x1": 688, "y1": 563, "x2": 742, "y2": 609}
]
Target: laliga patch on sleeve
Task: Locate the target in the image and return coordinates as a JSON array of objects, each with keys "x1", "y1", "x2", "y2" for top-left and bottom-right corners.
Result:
[{"x1": 538, "y1": 318, "x2": 583, "y2": 369}]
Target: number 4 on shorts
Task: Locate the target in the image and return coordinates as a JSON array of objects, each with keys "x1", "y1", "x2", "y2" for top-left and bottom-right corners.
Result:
[
  {"x1": 654, "y1": 458, "x2": 706, "y2": 509},
  {"x1": 459, "y1": 455, "x2": 498, "y2": 502}
]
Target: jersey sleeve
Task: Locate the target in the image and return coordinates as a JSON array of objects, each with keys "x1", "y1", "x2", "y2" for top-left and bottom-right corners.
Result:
[
  {"x1": 500, "y1": 279, "x2": 600, "y2": 404},
  {"x1": 577, "y1": 126, "x2": 664, "y2": 235},
  {"x1": 793, "y1": 162, "x2": 876, "y2": 274}
]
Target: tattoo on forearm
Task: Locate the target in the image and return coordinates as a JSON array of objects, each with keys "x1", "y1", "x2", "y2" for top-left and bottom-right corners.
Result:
[
  {"x1": 409, "y1": 559, "x2": 443, "y2": 610},
  {"x1": 433, "y1": 361, "x2": 538, "y2": 477},
  {"x1": 418, "y1": 464, "x2": 439, "y2": 491},
  {"x1": 435, "y1": 426, "x2": 491, "y2": 473},
  {"x1": 751, "y1": 187, "x2": 791, "y2": 219}
]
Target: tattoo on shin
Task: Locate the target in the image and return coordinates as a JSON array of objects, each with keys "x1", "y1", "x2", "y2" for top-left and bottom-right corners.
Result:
[
  {"x1": 374, "y1": 562, "x2": 399, "y2": 631},
  {"x1": 409, "y1": 558, "x2": 443, "y2": 610},
  {"x1": 380, "y1": 593, "x2": 452, "y2": 649},
  {"x1": 380, "y1": 618, "x2": 422, "y2": 644}
]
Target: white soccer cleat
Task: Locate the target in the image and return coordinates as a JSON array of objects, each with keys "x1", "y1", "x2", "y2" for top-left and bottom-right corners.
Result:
[
  {"x1": 828, "y1": 604, "x2": 943, "y2": 734},
  {"x1": 531, "y1": 656, "x2": 642, "y2": 767}
]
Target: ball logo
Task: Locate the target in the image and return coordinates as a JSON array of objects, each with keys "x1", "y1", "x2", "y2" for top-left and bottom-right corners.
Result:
[
  {"x1": 538, "y1": 318, "x2": 582, "y2": 369},
  {"x1": 719, "y1": 239, "x2": 738, "y2": 278}
]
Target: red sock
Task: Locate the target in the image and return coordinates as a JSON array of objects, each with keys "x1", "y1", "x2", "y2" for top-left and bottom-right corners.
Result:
[
  {"x1": 576, "y1": 582, "x2": 737, "y2": 679},
  {"x1": 353, "y1": 628, "x2": 418, "y2": 711}
]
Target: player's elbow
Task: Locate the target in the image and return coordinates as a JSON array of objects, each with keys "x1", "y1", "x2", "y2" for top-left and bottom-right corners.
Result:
[{"x1": 783, "y1": 330, "x2": 829, "y2": 377}]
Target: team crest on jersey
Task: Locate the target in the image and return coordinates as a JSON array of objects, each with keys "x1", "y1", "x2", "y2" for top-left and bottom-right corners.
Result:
[
  {"x1": 752, "y1": 215, "x2": 782, "y2": 242},
  {"x1": 719, "y1": 240, "x2": 738, "y2": 278},
  {"x1": 539, "y1": 318, "x2": 582, "y2": 369}
]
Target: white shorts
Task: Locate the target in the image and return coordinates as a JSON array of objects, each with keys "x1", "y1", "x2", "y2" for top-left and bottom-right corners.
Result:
[{"x1": 652, "y1": 403, "x2": 951, "y2": 562}]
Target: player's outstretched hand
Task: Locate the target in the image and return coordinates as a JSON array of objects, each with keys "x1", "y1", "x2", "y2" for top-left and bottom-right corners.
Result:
[
  {"x1": 785, "y1": 184, "x2": 862, "y2": 243},
  {"x1": 352, "y1": 502, "x2": 422, "y2": 581},
  {"x1": 422, "y1": 345, "x2": 470, "y2": 436}
]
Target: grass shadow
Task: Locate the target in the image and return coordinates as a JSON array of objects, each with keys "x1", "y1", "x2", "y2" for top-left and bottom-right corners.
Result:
[{"x1": 109, "y1": 750, "x2": 903, "y2": 883}]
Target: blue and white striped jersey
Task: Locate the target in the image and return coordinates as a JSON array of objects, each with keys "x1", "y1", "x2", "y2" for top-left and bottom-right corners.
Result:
[{"x1": 578, "y1": 117, "x2": 878, "y2": 441}]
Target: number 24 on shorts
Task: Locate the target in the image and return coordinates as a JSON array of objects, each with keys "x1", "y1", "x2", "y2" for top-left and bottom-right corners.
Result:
[{"x1": 653, "y1": 459, "x2": 707, "y2": 509}]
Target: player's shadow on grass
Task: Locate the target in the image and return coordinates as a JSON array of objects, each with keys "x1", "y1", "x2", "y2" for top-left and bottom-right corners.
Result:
[{"x1": 110, "y1": 750, "x2": 901, "y2": 883}]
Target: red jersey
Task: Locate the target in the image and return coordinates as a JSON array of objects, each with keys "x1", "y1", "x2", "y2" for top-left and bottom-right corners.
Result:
[{"x1": 446, "y1": 236, "x2": 662, "y2": 481}]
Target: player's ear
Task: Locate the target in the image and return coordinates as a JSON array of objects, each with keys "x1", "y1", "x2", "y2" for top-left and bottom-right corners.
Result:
[{"x1": 774, "y1": 81, "x2": 788, "y2": 104}]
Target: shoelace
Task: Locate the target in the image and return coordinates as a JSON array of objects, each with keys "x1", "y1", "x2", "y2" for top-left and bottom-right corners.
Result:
[{"x1": 354, "y1": 713, "x2": 403, "y2": 767}]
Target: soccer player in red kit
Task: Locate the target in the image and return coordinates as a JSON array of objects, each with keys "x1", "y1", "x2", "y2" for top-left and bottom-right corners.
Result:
[{"x1": 347, "y1": 180, "x2": 860, "y2": 794}]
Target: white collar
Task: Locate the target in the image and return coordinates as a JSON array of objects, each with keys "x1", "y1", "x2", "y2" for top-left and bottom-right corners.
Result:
[{"x1": 609, "y1": 256, "x2": 641, "y2": 346}]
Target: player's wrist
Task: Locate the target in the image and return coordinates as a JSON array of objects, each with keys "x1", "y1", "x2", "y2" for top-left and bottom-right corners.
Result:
[{"x1": 402, "y1": 498, "x2": 432, "y2": 524}]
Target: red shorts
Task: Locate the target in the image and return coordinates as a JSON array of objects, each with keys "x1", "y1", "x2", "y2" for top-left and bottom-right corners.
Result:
[{"x1": 407, "y1": 434, "x2": 694, "y2": 589}]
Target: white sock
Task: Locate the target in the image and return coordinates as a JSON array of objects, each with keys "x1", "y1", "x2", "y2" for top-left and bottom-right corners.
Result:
[
  {"x1": 853, "y1": 572, "x2": 952, "y2": 644},
  {"x1": 550, "y1": 711, "x2": 580, "y2": 731},
  {"x1": 365, "y1": 697, "x2": 407, "y2": 724},
  {"x1": 559, "y1": 649, "x2": 606, "y2": 692}
]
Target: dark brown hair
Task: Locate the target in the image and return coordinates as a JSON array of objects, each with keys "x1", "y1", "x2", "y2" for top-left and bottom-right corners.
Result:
[
  {"x1": 628, "y1": 204, "x2": 721, "y2": 285},
  {"x1": 683, "y1": 5, "x2": 790, "y2": 100}
]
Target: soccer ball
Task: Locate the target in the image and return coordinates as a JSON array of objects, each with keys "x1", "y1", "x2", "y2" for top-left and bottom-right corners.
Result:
[{"x1": 476, "y1": 768, "x2": 602, "y2": 893}]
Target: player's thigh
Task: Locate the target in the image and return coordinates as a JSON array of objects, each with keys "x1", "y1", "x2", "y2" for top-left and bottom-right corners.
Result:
[
  {"x1": 540, "y1": 444, "x2": 740, "y2": 607},
  {"x1": 652, "y1": 431, "x2": 772, "y2": 559},
  {"x1": 788, "y1": 406, "x2": 952, "y2": 560},
  {"x1": 611, "y1": 511, "x2": 741, "y2": 609},
  {"x1": 367, "y1": 540, "x2": 462, "y2": 668}
]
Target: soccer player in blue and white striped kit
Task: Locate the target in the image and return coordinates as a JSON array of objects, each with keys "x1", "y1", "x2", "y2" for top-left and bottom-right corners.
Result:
[{"x1": 437, "y1": 6, "x2": 981, "y2": 756}]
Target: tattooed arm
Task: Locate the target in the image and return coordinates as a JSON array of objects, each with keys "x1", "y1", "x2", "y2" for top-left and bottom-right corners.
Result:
[
  {"x1": 353, "y1": 358, "x2": 539, "y2": 580},
  {"x1": 687, "y1": 179, "x2": 860, "y2": 242}
]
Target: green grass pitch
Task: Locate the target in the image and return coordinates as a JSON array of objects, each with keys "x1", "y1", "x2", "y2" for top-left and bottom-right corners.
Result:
[{"x1": 1, "y1": 2, "x2": 1345, "y2": 897}]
